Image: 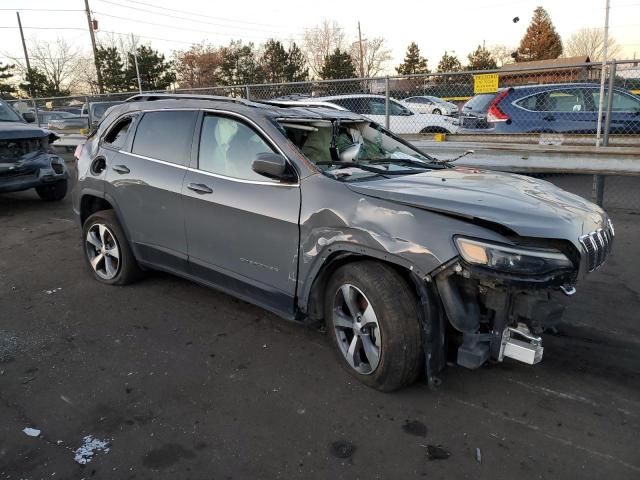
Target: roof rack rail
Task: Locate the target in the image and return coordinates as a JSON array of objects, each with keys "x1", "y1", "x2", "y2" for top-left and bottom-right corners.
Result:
[{"x1": 124, "y1": 93, "x2": 250, "y2": 105}]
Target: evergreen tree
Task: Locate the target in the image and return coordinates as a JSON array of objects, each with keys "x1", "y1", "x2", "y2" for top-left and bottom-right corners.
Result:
[
  {"x1": 285, "y1": 42, "x2": 308, "y2": 82},
  {"x1": 320, "y1": 48, "x2": 356, "y2": 80},
  {"x1": 396, "y1": 42, "x2": 429, "y2": 74},
  {"x1": 258, "y1": 39, "x2": 289, "y2": 83},
  {"x1": 0, "y1": 62, "x2": 16, "y2": 97},
  {"x1": 126, "y1": 45, "x2": 175, "y2": 91},
  {"x1": 516, "y1": 6, "x2": 563, "y2": 62},
  {"x1": 437, "y1": 52, "x2": 462, "y2": 72},
  {"x1": 96, "y1": 46, "x2": 127, "y2": 92},
  {"x1": 220, "y1": 40, "x2": 259, "y2": 85},
  {"x1": 466, "y1": 45, "x2": 498, "y2": 70},
  {"x1": 20, "y1": 68, "x2": 69, "y2": 97}
]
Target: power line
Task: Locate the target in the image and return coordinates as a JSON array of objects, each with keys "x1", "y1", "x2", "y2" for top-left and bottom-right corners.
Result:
[
  {"x1": 97, "y1": 29, "x2": 197, "y2": 46},
  {"x1": 0, "y1": 26, "x2": 86, "y2": 30},
  {"x1": 0, "y1": 8, "x2": 84, "y2": 12},
  {"x1": 97, "y1": 0, "x2": 289, "y2": 28},
  {"x1": 92, "y1": 11, "x2": 302, "y2": 40}
]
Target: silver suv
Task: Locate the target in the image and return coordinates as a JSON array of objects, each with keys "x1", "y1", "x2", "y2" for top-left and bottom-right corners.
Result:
[{"x1": 73, "y1": 94, "x2": 613, "y2": 391}]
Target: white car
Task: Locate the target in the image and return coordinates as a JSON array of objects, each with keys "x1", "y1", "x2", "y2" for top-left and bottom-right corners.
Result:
[
  {"x1": 274, "y1": 94, "x2": 459, "y2": 135},
  {"x1": 400, "y1": 95, "x2": 459, "y2": 116}
]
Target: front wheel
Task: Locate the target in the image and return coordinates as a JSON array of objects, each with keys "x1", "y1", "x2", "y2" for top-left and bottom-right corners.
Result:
[
  {"x1": 432, "y1": 108, "x2": 442, "y2": 115},
  {"x1": 324, "y1": 261, "x2": 424, "y2": 391},
  {"x1": 36, "y1": 179, "x2": 67, "y2": 201}
]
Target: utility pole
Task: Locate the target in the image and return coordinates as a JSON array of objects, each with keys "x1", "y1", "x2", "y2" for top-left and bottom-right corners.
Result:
[
  {"x1": 357, "y1": 21, "x2": 365, "y2": 78},
  {"x1": 16, "y1": 12, "x2": 33, "y2": 96},
  {"x1": 84, "y1": 0, "x2": 104, "y2": 93},
  {"x1": 131, "y1": 33, "x2": 142, "y2": 93},
  {"x1": 16, "y1": 11, "x2": 39, "y2": 120}
]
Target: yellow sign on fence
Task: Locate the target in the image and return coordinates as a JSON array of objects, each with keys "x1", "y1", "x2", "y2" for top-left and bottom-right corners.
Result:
[{"x1": 473, "y1": 73, "x2": 499, "y2": 94}]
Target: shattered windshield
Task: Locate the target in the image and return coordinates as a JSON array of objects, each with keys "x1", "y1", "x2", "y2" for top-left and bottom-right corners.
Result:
[
  {"x1": 278, "y1": 119, "x2": 441, "y2": 182},
  {"x1": 0, "y1": 101, "x2": 23, "y2": 123}
]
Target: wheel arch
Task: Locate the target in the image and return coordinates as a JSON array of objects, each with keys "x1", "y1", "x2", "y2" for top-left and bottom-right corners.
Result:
[
  {"x1": 302, "y1": 248, "x2": 446, "y2": 387},
  {"x1": 80, "y1": 193, "x2": 113, "y2": 225}
]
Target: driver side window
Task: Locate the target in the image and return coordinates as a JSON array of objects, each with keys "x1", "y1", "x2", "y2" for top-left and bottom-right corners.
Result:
[{"x1": 198, "y1": 114, "x2": 278, "y2": 182}]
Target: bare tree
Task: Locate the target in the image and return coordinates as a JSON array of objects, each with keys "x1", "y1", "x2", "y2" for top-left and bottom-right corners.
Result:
[
  {"x1": 71, "y1": 55, "x2": 100, "y2": 95},
  {"x1": 302, "y1": 20, "x2": 345, "y2": 78},
  {"x1": 489, "y1": 44, "x2": 517, "y2": 67},
  {"x1": 565, "y1": 28, "x2": 621, "y2": 61},
  {"x1": 349, "y1": 37, "x2": 392, "y2": 78}
]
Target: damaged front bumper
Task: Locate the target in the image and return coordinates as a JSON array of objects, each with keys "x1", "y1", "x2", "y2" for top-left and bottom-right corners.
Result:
[
  {"x1": 432, "y1": 259, "x2": 576, "y2": 370},
  {"x1": 0, "y1": 151, "x2": 68, "y2": 194}
]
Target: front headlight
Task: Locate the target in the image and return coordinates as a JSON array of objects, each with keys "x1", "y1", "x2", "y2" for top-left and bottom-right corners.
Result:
[{"x1": 455, "y1": 237, "x2": 574, "y2": 275}]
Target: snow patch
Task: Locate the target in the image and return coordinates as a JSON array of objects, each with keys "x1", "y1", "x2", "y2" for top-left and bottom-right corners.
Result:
[
  {"x1": 73, "y1": 436, "x2": 110, "y2": 464},
  {"x1": 23, "y1": 427, "x2": 41, "y2": 437}
]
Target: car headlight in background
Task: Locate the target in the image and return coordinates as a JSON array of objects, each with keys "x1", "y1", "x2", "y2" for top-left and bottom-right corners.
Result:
[{"x1": 455, "y1": 237, "x2": 574, "y2": 275}]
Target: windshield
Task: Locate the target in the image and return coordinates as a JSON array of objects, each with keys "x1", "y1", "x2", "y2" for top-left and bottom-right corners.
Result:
[
  {"x1": 0, "y1": 101, "x2": 23, "y2": 122},
  {"x1": 279, "y1": 119, "x2": 440, "y2": 182}
]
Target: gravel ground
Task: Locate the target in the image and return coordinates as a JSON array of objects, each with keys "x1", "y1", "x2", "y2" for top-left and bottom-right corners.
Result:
[{"x1": 1, "y1": 161, "x2": 639, "y2": 480}]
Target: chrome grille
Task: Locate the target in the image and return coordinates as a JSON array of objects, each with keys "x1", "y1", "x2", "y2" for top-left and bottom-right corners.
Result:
[{"x1": 579, "y1": 220, "x2": 614, "y2": 272}]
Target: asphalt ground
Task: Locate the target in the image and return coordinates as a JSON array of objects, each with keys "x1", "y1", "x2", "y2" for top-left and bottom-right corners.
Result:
[{"x1": 1, "y1": 159, "x2": 639, "y2": 480}]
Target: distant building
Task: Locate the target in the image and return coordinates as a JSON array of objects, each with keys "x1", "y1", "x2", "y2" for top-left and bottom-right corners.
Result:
[{"x1": 499, "y1": 56, "x2": 600, "y2": 86}]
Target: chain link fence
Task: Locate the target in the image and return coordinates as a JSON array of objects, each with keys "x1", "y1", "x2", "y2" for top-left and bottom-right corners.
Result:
[{"x1": 3, "y1": 59, "x2": 639, "y2": 210}]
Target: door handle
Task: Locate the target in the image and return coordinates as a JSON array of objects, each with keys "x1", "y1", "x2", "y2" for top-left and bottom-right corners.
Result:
[
  {"x1": 112, "y1": 164, "x2": 130, "y2": 174},
  {"x1": 543, "y1": 115, "x2": 555, "y2": 121},
  {"x1": 187, "y1": 183, "x2": 213, "y2": 194}
]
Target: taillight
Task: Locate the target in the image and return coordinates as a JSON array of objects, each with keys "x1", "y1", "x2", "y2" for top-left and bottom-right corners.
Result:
[
  {"x1": 74, "y1": 142, "x2": 84, "y2": 160},
  {"x1": 486, "y1": 90, "x2": 510, "y2": 123}
]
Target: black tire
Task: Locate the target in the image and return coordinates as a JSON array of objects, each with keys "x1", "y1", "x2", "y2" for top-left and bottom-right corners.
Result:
[
  {"x1": 419, "y1": 127, "x2": 449, "y2": 134},
  {"x1": 35, "y1": 179, "x2": 67, "y2": 201},
  {"x1": 432, "y1": 108, "x2": 442, "y2": 115},
  {"x1": 82, "y1": 210, "x2": 142, "y2": 285},
  {"x1": 324, "y1": 261, "x2": 424, "y2": 392}
]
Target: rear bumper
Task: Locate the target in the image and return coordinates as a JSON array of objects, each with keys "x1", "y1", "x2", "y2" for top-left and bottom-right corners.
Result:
[{"x1": 0, "y1": 152, "x2": 68, "y2": 193}]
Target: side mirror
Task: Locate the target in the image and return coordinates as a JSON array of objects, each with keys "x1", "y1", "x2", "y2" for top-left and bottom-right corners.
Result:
[
  {"x1": 22, "y1": 112, "x2": 36, "y2": 123},
  {"x1": 252, "y1": 152, "x2": 287, "y2": 179},
  {"x1": 338, "y1": 143, "x2": 361, "y2": 163}
]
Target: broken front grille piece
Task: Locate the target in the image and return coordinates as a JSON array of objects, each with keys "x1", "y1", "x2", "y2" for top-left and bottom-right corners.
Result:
[{"x1": 579, "y1": 222, "x2": 614, "y2": 272}]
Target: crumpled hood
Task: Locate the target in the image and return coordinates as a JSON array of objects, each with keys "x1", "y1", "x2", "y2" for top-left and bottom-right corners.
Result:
[
  {"x1": 347, "y1": 167, "x2": 607, "y2": 239},
  {"x1": 0, "y1": 121, "x2": 51, "y2": 140}
]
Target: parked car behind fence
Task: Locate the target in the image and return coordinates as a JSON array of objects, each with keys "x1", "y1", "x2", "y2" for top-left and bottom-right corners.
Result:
[{"x1": 460, "y1": 83, "x2": 640, "y2": 134}]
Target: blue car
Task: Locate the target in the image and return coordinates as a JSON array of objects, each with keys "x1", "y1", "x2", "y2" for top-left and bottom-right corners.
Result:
[{"x1": 460, "y1": 83, "x2": 640, "y2": 134}]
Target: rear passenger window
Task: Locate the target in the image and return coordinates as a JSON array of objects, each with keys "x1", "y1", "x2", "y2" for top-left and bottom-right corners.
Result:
[
  {"x1": 131, "y1": 110, "x2": 197, "y2": 164},
  {"x1": 518, "y1": 91, "x2": 586, "y2": 112},
  {"x1": 103, "y1": 116, "x2": 134, "y2": 149}
]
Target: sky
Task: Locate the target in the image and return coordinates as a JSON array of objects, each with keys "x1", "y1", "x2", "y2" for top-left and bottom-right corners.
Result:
[{"x1": 1, "y1": 0, "x2": 639, "y2": 73}]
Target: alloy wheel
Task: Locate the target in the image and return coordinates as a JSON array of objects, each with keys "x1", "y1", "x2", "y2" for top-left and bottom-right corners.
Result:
[
  {"x1": 332, "y1": 284, "x2": 382, "y2": 375},
  {"x1": 85, "y1": 223, "x2": 121, "y2": 280}
]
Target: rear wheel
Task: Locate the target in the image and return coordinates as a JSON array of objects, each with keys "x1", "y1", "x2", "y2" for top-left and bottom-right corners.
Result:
[
  {"x1": 35, "y1": 179, "x2": 67, "y2": 201},
  {"x1": 82, "y1": 210, "x2": 142, "y2": 285},
  {"x1": 324, "y1": 261, "x2": 424, "y2": 391}
]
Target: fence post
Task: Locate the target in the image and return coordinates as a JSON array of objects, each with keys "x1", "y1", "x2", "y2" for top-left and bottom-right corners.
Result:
[
  {"x1": 85, "y1": 96, "x2": 92, "y2": 128},
  {"x1": 245, "y1": 85, "x2": 250, "y2": 100},
  {"x1": 593, "y1": 60, "x2": 616, "y2": 207},
  {"x1": 384, "y1": 76, "x2": 390, "y2": 129},
  {"x1": 31, "y1": 98, "x2": 40, "y2": 127}
]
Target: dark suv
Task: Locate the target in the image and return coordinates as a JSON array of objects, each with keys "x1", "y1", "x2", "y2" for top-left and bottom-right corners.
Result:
[
  {"x1": 460, "y1": 83, "x2": 640, "y2": 134},
  {"x1": 73, "y1": 94, "x2": 613, "y2": 391},
  {"x1": 0, "y1": 100, "x2": 68, "y2": 201}
]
